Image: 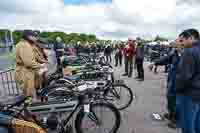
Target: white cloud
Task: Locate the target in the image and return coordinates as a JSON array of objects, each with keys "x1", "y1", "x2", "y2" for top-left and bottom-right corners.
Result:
[{"x1": 0, "y1": 0, "x2": 200, "y2": 40}]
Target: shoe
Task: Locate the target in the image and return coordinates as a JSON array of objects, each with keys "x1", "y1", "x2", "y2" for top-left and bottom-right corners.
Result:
[
  {"x1": 164, "y1": 112, "x2": 176, "y2": 122},
  {"x1": 122, "y1": 73, "x2": 128, "y2": 76},
  {"x1": 163, "y1": 113, "x2": 170, "y2": 120},
  {"x1": 128, "y1": 75, "x2": 132, "y2": 78},
  {"x1": 134, "y1": 77, "x2": 139, "y2": 79},
  {"x1": 167, "y1": 121, "x2": 177, "y2": 129},
  {"x1": 137, "y1": 78, "x2": 144, "y2": 81},
  {"x1": 154, "y1": 71, "x2": 158, "y2": 74}
]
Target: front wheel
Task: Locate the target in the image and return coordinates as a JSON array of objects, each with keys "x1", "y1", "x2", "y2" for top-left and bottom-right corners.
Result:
[
  {"x1": 75, "y1": 102, "x2": 121, "y2": 133},
  {"x1": 106, "y1": 84, "x2": 134, "y2": 110}
]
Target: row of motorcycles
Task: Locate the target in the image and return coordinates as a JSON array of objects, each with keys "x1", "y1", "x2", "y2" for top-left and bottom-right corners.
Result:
[{"x1": 0, "y1": 52, "x2": 134, "y2": 133}]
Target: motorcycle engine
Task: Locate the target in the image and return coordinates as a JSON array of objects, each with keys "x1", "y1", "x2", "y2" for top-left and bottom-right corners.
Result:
[{"x1": 46, "y1": 114, "x2": 59, "y2": 130}]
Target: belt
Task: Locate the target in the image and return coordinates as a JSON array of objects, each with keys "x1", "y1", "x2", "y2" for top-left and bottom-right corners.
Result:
[{"x1": 16, "y1": 63, "x2": 33, "y2": 70}]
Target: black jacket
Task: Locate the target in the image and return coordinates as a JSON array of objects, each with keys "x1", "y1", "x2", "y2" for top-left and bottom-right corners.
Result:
[
  {"x1": 154, "y1": 50, "x2": 180, "y2": 96},
  {"x1": 154, "y1": 50, "x2": 179, "y2": 66},
  {"x1": 176, "y1": 41, "x2": 200, "y2": 102},
  {"x1": 136, "y1": 44, "x2": 144, "y2": 60}
]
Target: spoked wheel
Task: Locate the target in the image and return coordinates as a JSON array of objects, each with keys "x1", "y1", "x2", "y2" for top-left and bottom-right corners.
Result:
[
  {"x1": 75, "y1": 102, "x2": 121, "y2": 133},
  {"x1": 105, "y1": 84, "x2": 134, "y2": 110}
]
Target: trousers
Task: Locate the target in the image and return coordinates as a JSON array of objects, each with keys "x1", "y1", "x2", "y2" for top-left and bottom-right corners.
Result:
[
  {"x1": 124, "y1": 56, "x2": 133, "y2": 76},
  {"x1": 135, "y1": 58, "x2": 144, "y2": 79},
  {"x1": 115, "y1": 54, "x2": 122, "y2": 66},
  {"x1": 176, "y1": 95, "x2": 200, "y2": 133}
]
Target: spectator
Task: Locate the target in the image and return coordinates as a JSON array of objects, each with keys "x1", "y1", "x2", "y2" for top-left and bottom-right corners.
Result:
[
  {"x1": 135, "y1": 40, "x2": 144, "y2": 81},
  {"x1": 15, "y1": 30, "x2": 44, "y2": 98},
  {"x1": 149, "y1": 44, "x2": 181, "y2": 129},
  {"x1": 53, "y1": 37, "x2": 64, "y2": 72},
  {"x1": 32, "y1": 39, "x2": 49, "y2": 90},
  {"x1": 68, "y1": 46, "x2": 76, "y2": 56},
  {"x1": 114, "y1": 44, "x2": 123, "y2": 67},
  {"x1": 175, "y1": 29, "x2": 200, "y2": 133},
  {"x1": 75, "y1": 42, "x2": 81, "y2": 54},
  {"x1": 84, "y1": 43, "x2": 91, "y2": 55},
  {"x1": 104, "y1": 45, "x2": 112, "y2": 62},
  {"x1": 122, "y1": 39, "x2": 136, "y2": 77}
]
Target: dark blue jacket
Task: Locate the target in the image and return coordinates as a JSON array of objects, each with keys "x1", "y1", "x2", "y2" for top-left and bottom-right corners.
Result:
[
  {"x1": 176, "y1": 41, "x2": 200, "y2": 102},
  {"x1": 136, "y1": 44, "x2": 144, "y2": 60},
  {"x1": 154, "y1": 50, "x2": 180, "y2": 96}
]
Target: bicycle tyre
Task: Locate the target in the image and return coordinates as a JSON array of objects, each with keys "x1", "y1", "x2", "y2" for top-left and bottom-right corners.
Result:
[
  {"x1": 106, "y1": 84, "x2": 134, "y2": 110},
  {"x1": 75, "y1": 102, "x2": 121, "y2": 133},
  {"x1": 39, "y1": 84, "x2": 73, "y2": 100}
]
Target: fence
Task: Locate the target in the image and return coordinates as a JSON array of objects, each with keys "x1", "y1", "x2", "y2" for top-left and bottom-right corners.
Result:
[{"x1": 0, "y1": 69, "x2": 20, "y2": 96}]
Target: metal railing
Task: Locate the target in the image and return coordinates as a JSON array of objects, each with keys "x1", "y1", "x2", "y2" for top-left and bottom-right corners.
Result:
[{"x1": 0, "y1": 69, "x2": 20, "y2": 96}]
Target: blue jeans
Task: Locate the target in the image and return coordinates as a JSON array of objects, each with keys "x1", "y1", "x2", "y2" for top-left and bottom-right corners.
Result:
[
  {"x1": 176, "y1": 95, "x2": 200, "y2": 133},
  {"x1": 0, "y1": 127, "x2": 8, "y2": 133},
  {"x1": 176, "y1": 95, "x2": 185, "y2": 128}
]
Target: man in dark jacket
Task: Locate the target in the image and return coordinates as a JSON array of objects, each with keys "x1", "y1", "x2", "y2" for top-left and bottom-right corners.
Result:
[
  {"x1": 53, "y1": 37, "x2": 64, "y2": 72},
  {"x1": 149, "y1": 47, "x2": 180, "y2": 128},
  {"x1": 135, "y1": 40, "x2": 144, "y2": 81},
  {"x1": 114, "y1": 44, "x2": 123, "y2": 67},
  {"x1": 175, "y1": 29, "x2": 200, "y2": 133},
  {"x1": 104, "y1": 45, "x2": 112, "y2": 62}
]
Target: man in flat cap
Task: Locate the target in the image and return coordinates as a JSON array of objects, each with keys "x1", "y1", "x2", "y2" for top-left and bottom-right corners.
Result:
[{"x1": 15, "y1": 30, "x2": 45, "y2": 98}]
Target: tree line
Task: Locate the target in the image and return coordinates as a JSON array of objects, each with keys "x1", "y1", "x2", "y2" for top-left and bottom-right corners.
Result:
[
  {"x1": 0, "y1": 29, "x2": 169, "y2": 46},
  {"x1": 0, "y1": 29, "x2": 104, "y2": 45}
]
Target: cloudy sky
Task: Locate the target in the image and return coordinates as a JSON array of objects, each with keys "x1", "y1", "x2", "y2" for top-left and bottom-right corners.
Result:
[{"x1": 0, "y1": 0, "x2": 199, "y2": 40}]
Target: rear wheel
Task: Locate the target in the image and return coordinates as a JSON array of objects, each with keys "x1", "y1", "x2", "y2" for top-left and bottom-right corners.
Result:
[{"x1": 75, "y1": 102, "x2": 121, "y2": 133}]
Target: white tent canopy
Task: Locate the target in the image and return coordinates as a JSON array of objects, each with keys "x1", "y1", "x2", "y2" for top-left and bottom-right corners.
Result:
[
  {"x1": 160, "y1": 41, "x2": 170, "y2": 45},
  {"x1": 147, "y1": 41, "x2": 170, "y2": 46},
  {"x1": 147, "y1": 42, "x2": 157, "y2": 45}
]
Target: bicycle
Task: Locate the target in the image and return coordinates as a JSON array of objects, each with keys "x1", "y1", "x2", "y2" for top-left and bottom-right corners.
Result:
[
  {"x1": 0, "y1": 96, "x2": 46, "y2": 133},
  {"x1": 40, "y1": 70, "x2": 134, "y2": 110},
  {"x1": 1, "y1": 87, "x2": 121, "y2": 133}
]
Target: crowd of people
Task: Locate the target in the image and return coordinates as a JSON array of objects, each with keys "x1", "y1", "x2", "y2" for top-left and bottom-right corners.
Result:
[
  {"x1": 14, "y1": 28, "x2": 200, "y2": 133},
  {"x1": 14, "y1": 30, "x2": 145, "y2": 97}
]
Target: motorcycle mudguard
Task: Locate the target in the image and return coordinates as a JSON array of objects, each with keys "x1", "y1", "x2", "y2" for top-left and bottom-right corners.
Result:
[{"x1": 0, "y1": 114, "x2": 13, "y2": 126}]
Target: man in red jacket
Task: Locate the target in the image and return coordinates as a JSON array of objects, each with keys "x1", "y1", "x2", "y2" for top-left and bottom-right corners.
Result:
[{"x1": 122, "y1": 38, "x2": 136, "y2": 77}]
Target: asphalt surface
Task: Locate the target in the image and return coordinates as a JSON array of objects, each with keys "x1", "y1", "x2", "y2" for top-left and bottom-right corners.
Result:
[
  {"x1": 0, "y1": 56, "x2": 179, "y2": 133},
  {"x1": 114, "y1": 62, "x2": 178, "y2": 133}
]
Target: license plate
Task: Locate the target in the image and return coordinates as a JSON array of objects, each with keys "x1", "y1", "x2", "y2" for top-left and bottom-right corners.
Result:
[
  {"x1": 84, "y1": 104, "x2": 90, "y2": 113},
  {"x1": 107, "y1": 75, "x2": 112, "y2": 80},
  {"x1": 78, "y1": 84, "x2": 87, "y2": 91}
]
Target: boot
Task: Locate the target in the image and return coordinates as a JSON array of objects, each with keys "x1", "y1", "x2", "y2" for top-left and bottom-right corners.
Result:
[
  {"x1": 122, "y1": 73, "x2": 128, "y2": 76},
  {"x1": 167, "y1": 121, "x2": 177, "y2": 129}
]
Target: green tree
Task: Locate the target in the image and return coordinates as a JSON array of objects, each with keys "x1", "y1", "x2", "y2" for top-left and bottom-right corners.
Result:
[
  {"x1": 0, "y1": 29, "x2": 100, "y2": 45},
  {"x1": 13, "y1": 30, "x2": 23, "y2": 44},
  {"x1": 40, "y1": 32, "x2": 51, "y2": 38},
  {"x1": 88, "y1": 34, "x2": 97, "y2": 43},
  {"x1": 0, "y1": 29, "x2": 10, "y2": 42},
  {"x1": 154, "y1": 35, "x2": 168, "y2": 42},
  {"x1": 79, "y1": 33, "x2": 88, "y2": 43}
]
